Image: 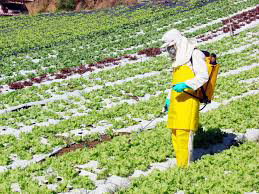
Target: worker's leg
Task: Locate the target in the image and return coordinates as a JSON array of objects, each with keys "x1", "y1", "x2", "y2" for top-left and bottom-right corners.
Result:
[{"x1": 172, "y1": 129, "x2": 194, "y2": 168}]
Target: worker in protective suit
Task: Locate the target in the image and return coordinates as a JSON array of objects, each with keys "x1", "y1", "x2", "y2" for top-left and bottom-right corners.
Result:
[{"x1": 162, "y1": 29, "x2": 209, "y2": 168}]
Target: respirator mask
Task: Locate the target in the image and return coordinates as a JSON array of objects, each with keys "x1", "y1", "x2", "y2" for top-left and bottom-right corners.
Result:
[{"x1": 167, "y1": 44, "x2": 177, "y2": 61}]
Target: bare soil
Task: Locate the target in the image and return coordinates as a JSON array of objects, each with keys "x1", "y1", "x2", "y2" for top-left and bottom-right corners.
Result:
[{"x1": 52, "y1": 132, "x2": 131, "y2": 157}]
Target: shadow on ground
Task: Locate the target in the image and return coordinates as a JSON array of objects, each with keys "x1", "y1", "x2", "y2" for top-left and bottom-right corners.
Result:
[{"x1": 193, "y1": 126, "x2": 241, "y2": 161}]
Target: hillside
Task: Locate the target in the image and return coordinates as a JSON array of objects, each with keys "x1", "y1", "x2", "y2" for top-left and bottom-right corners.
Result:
[{"x1": 25, "y1": 0, "x2": 139, "y2": 14}]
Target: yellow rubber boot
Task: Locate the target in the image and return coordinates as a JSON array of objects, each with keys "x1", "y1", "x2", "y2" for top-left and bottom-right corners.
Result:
[{"x1": 172, "y1": 129, "x2": 194, "y2": 168}]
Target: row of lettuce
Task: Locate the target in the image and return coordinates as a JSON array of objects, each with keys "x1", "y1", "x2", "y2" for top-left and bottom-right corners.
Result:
[
  {"x1": 0, "y1": 94, "x2": 258, "y2": 192},
  {"x1": 0, "y1": 0, "x2": 257, "y2": 85},
  {"x1": 0, "y1": 49, "x2": 258, "y2": 165},
  {"x1": 0, "y1": 26, "x2": 257, "y2": 109},
  {"x1": 0, "y1": 2, "x2": 258, "y2": 192},
  {"x1": 0, "y1": 49, "x2": 258, "y2": 130},
  {"x1": 0, "y1": 47, "x2": 257, "y2": 131},
  {"x1": 118, "y1": 141, "x2": 258, "y2": 193},
  {"x1": 0, "y1": 0, "x2": 225, "y2": 55}
]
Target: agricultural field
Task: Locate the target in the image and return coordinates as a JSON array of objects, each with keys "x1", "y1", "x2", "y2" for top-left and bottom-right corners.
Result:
[{"x1": 0, "y1": 0, "x2": 258, "y2": 193}]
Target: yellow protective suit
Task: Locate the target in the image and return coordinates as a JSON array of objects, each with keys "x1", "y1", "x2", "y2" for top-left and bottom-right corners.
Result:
[
  {"x1": 172, "y1": 129, "x2": 194, "y2": 167},
  {"x1": 167, "y1": 64, "x2": 200, "y2": 130},
  {"x1": 167, "y1": 64, "x2": 200, "y2": 168}
]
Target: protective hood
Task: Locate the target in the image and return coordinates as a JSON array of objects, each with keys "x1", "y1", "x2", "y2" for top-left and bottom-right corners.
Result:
[{"x1": 162, "y1": 29, "x2": 197, "y2": 68}]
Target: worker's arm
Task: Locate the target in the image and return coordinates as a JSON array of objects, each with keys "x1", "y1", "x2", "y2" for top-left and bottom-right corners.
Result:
[{"x1": 185, "y1": 49, "x2": 209, "y2": 90}]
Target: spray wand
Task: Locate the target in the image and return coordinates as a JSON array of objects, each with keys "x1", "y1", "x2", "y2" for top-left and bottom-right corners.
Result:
[{"x1": 128, "y1": 111, "x2": 165, "y2": 145}]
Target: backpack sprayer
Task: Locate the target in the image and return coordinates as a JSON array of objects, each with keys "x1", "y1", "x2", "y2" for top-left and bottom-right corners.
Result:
[{"x1": 184, "y1": 54, "x2": 220, "y2": 110}]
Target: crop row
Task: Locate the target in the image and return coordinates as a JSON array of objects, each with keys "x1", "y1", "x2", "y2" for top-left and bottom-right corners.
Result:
[
  {"x1": 118, "y1": 141, "x2": 258, "y2": 193},
  {"x1": 0, "y1": 34, "x2": 254, "y2": 129},
  {"x1": 0, "y1": 0, "x2": 257, "y2": 85},
  {"x1": 0, "y1": 55, "x2": 258, "y2": 132},
  {"x1": 0, "y1": 54, "x2": 257, "y2": 135},
  {"x1": 0, "y1": 71, "x2": 169, "y2": 129},
  {"x1": 0, "y1": 0, "x2": 230, "y2": 55},
  {"x1": 194, "y1": 6, "x2": 259, "y2": 42},
  {"x1": 0, "y1": 1, "x2": 214, "y2": 32},
  {"x1": 0, "y1": 53, "x2": 166, "y2": 94},
  {"x1": 0, "y1": 64, "x2": 258, "y2": 165},
  {"x1": 0, "y1": 21, "x2": 256, "y2": 91},
  {"x1": 0, "y1": 67, "x2": 257, "y2": 155},
  {"x1": 0, "y1": 36, "x2": 257, "y2": 112},
  {"x1": 0, "y1": 0, "x2": 213, "y2": 56},
  {"x1": 1, "y1": 1, "x2": 258, "y2": 192},
  {"x1": 3, "y1": 22, "x2": 258, "y2": 94},
  {"x1": 0, "y1": 93, "x2": 257, "y2": 192},
  {"x1": 2, "y1": 33, "x2": 254, "y2": 116},
  {"x1": 0, "y1": 18, "x2": 257, "y2": 91},
  {"x1": 201, "y1": 93, "x2": 259, "y2": 133},
  {"x1": 0, "y1": 56, "x2": 169, "y2": 109}
]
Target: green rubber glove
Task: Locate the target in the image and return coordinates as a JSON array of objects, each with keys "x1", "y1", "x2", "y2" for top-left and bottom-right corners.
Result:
[
  {"x1": 172, "y1": 82, "x2": 192, "y2": 92},
  {"x1": 164, "y1": 99, "x2": 170, "y2": 112}
]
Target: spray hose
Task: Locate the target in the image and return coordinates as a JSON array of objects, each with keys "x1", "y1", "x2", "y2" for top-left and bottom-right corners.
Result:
[{"x1": 128, "y1": 112, "x2": 164, "y2": 144}]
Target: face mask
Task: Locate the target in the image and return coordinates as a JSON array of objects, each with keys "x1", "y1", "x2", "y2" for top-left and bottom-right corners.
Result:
[{"x1": 167, "y1": 45, "x2": 177, "y2": 60}]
